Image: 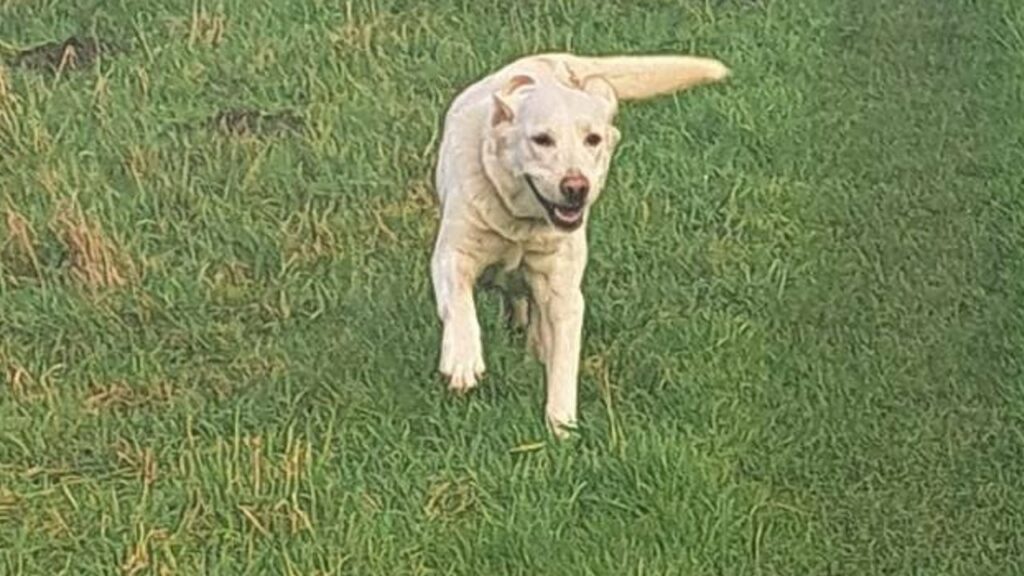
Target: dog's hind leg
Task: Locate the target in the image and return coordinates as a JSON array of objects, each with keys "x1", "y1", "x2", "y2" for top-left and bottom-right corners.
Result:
[
  {"x1": 498, "y1": 267, "x2": 532, "y2": 332},
  {"x1": 506, "y1": 296, "x2": 530, "y2": 331},
  {"x1": 525, "y1": 296, "x2": 547, "y2": 364}
]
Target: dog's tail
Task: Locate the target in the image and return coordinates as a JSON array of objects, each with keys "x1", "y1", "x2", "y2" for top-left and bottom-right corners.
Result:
[{"x1": 549, "y1": 54, "x2": 730, "y2": 101}]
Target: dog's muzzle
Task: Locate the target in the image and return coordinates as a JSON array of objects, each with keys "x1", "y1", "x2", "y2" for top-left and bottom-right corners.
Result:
[{"x1": 525, "y1": 175, "x2": 585, "y2": 231}]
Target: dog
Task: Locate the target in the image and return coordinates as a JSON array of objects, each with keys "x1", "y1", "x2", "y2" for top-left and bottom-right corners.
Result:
[{"x1": 430, "y1": 53, "x2": 729, "y2": 437}]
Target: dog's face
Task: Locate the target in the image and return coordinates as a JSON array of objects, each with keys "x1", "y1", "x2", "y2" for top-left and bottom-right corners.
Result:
[{"x1": 485, "y1": 75, "x2": 621, "y2": 232}]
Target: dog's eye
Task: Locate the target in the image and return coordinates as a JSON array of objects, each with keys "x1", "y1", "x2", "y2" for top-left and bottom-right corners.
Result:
[
  {"x1": 531, "y1": 134, "x2": 555, "y2": 147},
  {"x1": 584, "y1": 133, "x2": 602, "y2": 147}
]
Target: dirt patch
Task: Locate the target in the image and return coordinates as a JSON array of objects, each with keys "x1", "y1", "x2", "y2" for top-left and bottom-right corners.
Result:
[
  {"x1": 10, "y1": 36, "x2": 118, "y2": 73},
  {"x1": 53, "y1": 204, "x2": 136, "y2": 290},
  {"x1": 209, "y1": 108, "x2": 303, "y2": 137}
]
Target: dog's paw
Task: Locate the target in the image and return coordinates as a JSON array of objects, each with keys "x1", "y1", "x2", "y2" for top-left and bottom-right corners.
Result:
[
  {"x1": 439, "y1": 331, "x2": 485, "y2": 394},
  {"x1": 442, "y1": 354, "x2": 485, "y2": 393},
  {"x1": 445, "y1": 362, "x2": 482, "y2": 394},
  {"x1": 545, "y1": 409, "x2": 578, "y2": 440}
]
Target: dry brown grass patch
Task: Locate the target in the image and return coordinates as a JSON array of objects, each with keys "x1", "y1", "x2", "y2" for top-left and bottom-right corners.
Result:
[
  {"x1": 114, "y1": 440, "x2": 159, "y2": 488},
  {"x1": 2, "y1": 207, "x2": 42, "y2": 280},
  {"x1": 84, "y1": 379, "x2": 177, "y2": 414},
  {"x1": 188, "y1": 8, "x2": 227, "y2": 47},
  {"x1": 2, "y1": 354, "x2": 59, "y2": 403},
  {"x1": 0, "y1": 488, "x2": 21, "y2": 523},
  {"x1": 0, "y1": 63, "x2": 11, "y2": 102},
  {"x1": 423, "y1": 475, "x2": 479, "y2": 522},
  {"x1": 53, "y1": 203, "x2": 137, "y2": 290}
]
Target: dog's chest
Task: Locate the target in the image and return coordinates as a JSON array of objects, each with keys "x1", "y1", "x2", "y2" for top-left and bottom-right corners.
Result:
[
  {"x1": 484, "y1": 234, "x2": 564, "y2": 274},
  {"x1": 506, "y1": 235, "x2": 571, "y2": 274},
  {"x1": 495, "y1": 243, "x2": 525, "y2": 271}
]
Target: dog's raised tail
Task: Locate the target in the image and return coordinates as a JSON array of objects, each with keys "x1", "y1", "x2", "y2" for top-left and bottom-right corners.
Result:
[{"x1": 561, "y1": 54, "x2": 729, "y2": 101}]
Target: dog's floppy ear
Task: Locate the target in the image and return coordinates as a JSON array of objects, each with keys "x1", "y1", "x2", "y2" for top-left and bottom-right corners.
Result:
[
  {"x1": 581, "y1": 76, "x2": 619, "y2": 118},
  {"x1": 491, "y1": 74, "x2": 536, "y2": 126}
]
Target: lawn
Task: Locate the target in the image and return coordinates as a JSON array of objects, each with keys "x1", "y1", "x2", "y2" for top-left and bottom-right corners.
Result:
[{"x1": 1, "y1": 0, "x2": 1022, "y2": 574}]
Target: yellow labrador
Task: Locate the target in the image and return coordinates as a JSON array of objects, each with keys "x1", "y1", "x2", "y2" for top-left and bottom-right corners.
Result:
[{"x1": 431, "y1": 53, "x2": 729, "y2": 436}]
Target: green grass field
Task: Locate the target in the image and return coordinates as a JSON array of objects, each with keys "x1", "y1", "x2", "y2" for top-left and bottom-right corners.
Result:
[{"x1": 2, "y1": 0, "x2": 1022, "y2": 573}]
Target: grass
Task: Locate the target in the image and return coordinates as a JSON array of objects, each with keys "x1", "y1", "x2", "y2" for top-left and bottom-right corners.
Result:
[{"x1": 1, "y1": 0, "x2": 1022, "y2": 573}]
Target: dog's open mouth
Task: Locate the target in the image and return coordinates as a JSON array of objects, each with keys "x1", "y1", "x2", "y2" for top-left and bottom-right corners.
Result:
[{"x1": 525, "y1": 175, "x2": 585, "y2": 231}]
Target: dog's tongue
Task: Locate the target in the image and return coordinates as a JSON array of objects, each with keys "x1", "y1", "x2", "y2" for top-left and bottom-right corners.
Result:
[{"x1": 554, "y1": 206, "x2": 582, "y2": 223}]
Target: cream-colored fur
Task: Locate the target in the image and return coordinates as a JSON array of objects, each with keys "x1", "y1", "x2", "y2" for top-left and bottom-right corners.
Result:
[{"x1": 431, "y1": 52, "x2": 729, "y2": 437}]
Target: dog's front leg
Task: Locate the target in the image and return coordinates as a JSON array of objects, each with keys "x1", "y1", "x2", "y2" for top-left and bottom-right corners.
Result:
[
  {"x1": 431, "y1": 243, "x2": 485, "y2": 393},
  {"x1": 543, "y1": 288, "x2": 584, "y2": 436},
  {"x1": 527, "y1": 247, "x2": 587, "y2": 437}
]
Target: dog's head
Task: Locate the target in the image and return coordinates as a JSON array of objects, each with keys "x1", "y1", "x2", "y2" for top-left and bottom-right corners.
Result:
[{"x1": 482, "y1": 73, "x2": 621, "y2": 232}]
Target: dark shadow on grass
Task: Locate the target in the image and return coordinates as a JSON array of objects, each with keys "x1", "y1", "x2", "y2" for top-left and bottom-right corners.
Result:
[
  {"x1": 208, "y1": 108, "x2": 304, "y2": 138},
  {"x1": 9, "y1": 35, "x2": 121, "y2": 73}
]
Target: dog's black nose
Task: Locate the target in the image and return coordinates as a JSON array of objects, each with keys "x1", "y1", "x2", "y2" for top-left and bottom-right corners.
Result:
[{"x1": 559, "y1": 175, "x2": 590, "y2": 205}]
